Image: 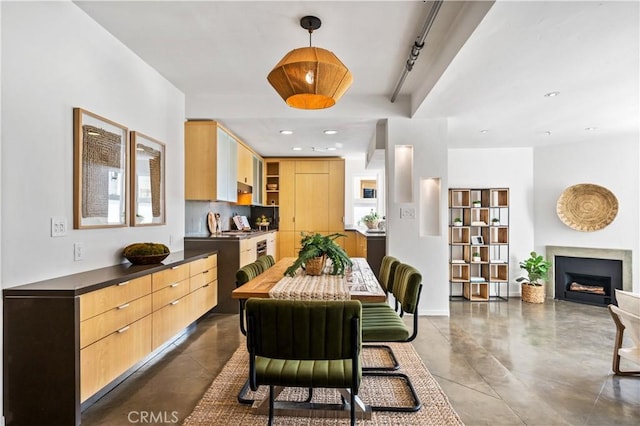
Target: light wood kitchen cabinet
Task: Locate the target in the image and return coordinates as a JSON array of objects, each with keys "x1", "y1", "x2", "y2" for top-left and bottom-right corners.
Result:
[
  {"x1": 267, "y1": 231, "x2": 278, "y2": 259},
  {"x1": 238, "y1": 142, "x2": 253, "y2": 186},
  {"x1": 3, "y1": 251, "x2": 217, "y2": 426},
  {"x1": 185, "y1": 120, "x2": 238, "y2": 202},
  {"x1": 267, "y1": 158, "x2": 344, "y2": 257},
  {"x1": 342, "y1": 230, "x2": 358, "y2": 257}
]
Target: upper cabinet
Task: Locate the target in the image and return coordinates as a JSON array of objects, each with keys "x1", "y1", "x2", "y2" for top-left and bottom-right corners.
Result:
[
  {"x1": 237, "y1": 143, "x2": 253, "y2": 186},
  {"x1": 185, "y1": 121, "x2": 238, "y2": 202}
]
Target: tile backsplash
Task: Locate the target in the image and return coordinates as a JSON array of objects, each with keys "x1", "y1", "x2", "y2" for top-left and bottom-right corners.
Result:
[{"x1": 185, "y1": 201, "x2": 251, "y2": 236}]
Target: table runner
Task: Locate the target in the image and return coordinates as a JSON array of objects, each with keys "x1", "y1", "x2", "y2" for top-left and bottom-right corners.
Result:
[{"x1": 268, "y1": 257, "x2": 382, "y2": 301}]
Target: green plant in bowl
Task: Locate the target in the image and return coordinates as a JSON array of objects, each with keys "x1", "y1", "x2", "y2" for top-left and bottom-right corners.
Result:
[{"x1": 123, "y1": 242, "x2": 170, "y2": 265}]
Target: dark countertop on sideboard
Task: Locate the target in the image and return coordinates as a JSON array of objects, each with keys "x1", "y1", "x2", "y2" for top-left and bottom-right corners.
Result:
[{"x1": 3, "y1": 249, "x2": 217, "y2": 297}]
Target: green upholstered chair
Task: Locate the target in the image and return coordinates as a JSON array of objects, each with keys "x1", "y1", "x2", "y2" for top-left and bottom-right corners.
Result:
[
  {"x1": 246, "y1": 298, "x2": 364, "y2": 425},
  {"x1": 256, "y1": 254, "x2": 276, "y2": 271},
  {"x1": 235, "y1": 261, "x2": 266, "y2": 336},
  {"x1": 377, "y1": 255, "x2": 400, "y2": 296},
  {"x1": 361, "y1": 262, "x2": 423, "y2": 412}
]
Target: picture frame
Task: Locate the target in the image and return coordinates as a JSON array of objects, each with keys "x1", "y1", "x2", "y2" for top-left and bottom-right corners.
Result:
[
  {"x1": 73, "y1": 108, "x2": 129, "y2": 229},
  {"x1": 130, "y1": 131, "x2": 166, "y2": 226},
  {"x1": 471, "y1": 235, "x2": 484, "y2": 245}
]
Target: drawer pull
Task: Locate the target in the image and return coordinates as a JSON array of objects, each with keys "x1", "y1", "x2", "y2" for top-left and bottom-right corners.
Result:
[
  {"x1": 117, "y1": 281, "x2": 130, "y2": 286},
  {"x1": 203, "y1": 270, "x2": 209, "y2": 274},
  {"x1": 117, "y1": 326, "x2": 130, "y2": 333},
  {"x1": 170, "y1": 300, "x2": 180, "y2": 305},
  {"x1": 170, "y1": 283, "x2": 179, "y2": 288},
  {"x1": 117, "y1": 303, "x2": 130, "y2": 310},
  {"x1": 203, "y1": 284, "x2": 210, "y2": 288},
  {"x1": 171, "y1": 266, "x2": 181, "y2": 270}
]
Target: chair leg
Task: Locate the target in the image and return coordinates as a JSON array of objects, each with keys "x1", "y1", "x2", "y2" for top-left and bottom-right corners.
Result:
[
  {"x1": 238, "y1": 299, "x2": 247, "y2": 336},
  {"x1": 268, "y1": 385, "x2": 274, "y2": 426},
  {"x1": 363, "y1": 371, "x2": 421, "y2": 412},
  {"x1": 350, "y1": 388, "x2": 356, "y2": 426},
  {"x1": 237, "y1": 379, "x2": 254, "y2": 404},
  {"x1": 304, "y1": 387, "x2": 313, "y2": 403},
  {"x1": 362, "y1": 344, "x2": 400, "y2": 371}
]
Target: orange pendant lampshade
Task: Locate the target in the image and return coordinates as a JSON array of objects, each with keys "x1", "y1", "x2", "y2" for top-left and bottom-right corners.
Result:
[{"x1": 267, "y1": 16, "x2": 353, "y2": 109}]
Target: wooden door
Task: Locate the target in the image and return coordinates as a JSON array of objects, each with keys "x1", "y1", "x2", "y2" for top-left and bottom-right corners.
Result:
[{"x1": 295, "y1": 173, "x2": 329, "y2": 232}]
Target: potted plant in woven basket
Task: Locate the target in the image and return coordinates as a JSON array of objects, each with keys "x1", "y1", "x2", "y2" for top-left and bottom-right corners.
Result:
[
  {"x1": 284, "y1": 232, "x2": 352, "y2": 277},
  {"x1": 516, "y1": 251, "x2": 551, "y2": 303},
  {"x1": 361, "y1": 209, "x2": 380, "y2": 229}
]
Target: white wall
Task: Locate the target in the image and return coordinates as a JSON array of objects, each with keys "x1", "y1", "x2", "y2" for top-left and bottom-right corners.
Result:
[
  {"x1": 344, "y1": 156, "x2": 385, "y2": 227},
  {"x1": 448, "y1": 148, "x2": 535, "y2": 295},
  {"x1": 1, "y1": 1, "x2": 185, "y2": 288},
  {"x1": 533, "y1": 136, "x2": 639, "y2": 292},
  {"x1": 386, "y1": 118, "x2": 449, "y2": 315}
]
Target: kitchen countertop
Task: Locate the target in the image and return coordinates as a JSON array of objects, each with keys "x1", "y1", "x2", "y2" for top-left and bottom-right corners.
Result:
[
  {"x1": 344, "y1": 226, "x2": 386, "y2": 237},
  {"x1": 184, "y1": 228, "x2": 278, "y2": 240}
]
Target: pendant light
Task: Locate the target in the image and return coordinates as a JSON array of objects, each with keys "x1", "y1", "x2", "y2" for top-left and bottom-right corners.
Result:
[{"x1": 267, "y1": 16, "x2": 353, "y2": 109}]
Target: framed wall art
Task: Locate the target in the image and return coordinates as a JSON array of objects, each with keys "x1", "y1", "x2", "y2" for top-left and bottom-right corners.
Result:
[
  {"x1": 73, "y1": 108, "x2": 129, "y2": 229},
  {"x1": 130, "y1": 131, "x2": 166, "y2": 226}
]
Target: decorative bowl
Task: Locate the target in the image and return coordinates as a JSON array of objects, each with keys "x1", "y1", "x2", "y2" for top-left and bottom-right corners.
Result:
[
  {"x1": 123, "y1": 242, "x2": 170, "y2": 265},
  {"x1": 125, "y1": 253, "x2": 169, "y2": 265},
  {"x1": 267, "y1": 183, "x2": 278, "y2": 190}
]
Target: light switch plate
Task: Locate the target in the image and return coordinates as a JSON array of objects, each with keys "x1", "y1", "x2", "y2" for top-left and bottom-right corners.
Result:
[
  {"x1": 51, "y1": 217, "x2": 67, "y2": 237},
  {"x1": 400, "y1": 207, "x2": 416, "y2": 219}
]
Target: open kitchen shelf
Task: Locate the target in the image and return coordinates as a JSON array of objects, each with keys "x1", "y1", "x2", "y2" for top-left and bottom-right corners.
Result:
[{"x1": 449, "y1": 188, "x2": 509, "y2": 302}]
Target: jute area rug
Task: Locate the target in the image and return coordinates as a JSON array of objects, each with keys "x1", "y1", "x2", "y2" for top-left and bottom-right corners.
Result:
[{"x1": 183, "y1": 343, "x2": 463, "y2": 425}]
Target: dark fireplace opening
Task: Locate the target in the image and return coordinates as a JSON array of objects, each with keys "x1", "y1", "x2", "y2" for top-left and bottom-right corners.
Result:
[{"x1": 555, "y1": 256, "x2": 622, "y2": 307}]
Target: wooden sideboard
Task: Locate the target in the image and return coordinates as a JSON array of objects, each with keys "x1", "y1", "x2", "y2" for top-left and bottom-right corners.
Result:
[{"x1": 3, "y1": 250, "x2": 217, "y2": 426}]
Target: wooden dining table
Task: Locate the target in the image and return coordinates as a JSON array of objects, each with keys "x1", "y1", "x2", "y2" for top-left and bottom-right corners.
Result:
[{"x1": 231, "y1": 257, "x2": 386, "y2": 303}]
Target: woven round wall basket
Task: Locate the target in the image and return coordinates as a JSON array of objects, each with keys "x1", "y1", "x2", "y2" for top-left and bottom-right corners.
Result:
[{"x1": 556, "y1": 183, "x2": 618, "y2": 232}]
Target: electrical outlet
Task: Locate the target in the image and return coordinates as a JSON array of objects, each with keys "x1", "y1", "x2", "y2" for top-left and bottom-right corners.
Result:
[
  {"x1": 74, "y1": 242, "x2": 85, "y2": 261},
  {"x1": 400, "y1": 207, "x2": 416, "y2": 219},
  {"x1": 51, "y1": 217, "x2": 67, "y2": 237}
]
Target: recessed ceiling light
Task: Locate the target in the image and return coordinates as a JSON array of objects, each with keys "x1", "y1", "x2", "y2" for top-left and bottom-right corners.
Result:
[
  {"x1": 585, "y1": 127, "x2": 597, "y2": 131},
  {"x1": 480, "y1": 129, "x2": 489, "y2": 134},
  {"x1": 280, "y1": 130, "x2": 293, "y2": 135},
  {"x1": 544, "y1": 131, "x2": 552, "y2": 136},
  {"x1": 292, "y1": 146, "x2": 302, "y2": 151},
  {"x1": 327, "y1": 147, "x2": 337, "y2": 151},
  {"x1": 323, "y1": 130, "x2": 337, "y2": 135},
  {"x1": 544, "y1": 91, "x2": 560, "y2": 97}
]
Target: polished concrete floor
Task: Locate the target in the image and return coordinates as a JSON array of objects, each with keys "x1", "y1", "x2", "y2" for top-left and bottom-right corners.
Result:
[{"x1": 81, "y1": 299, "x2": 640, "y2": 425}]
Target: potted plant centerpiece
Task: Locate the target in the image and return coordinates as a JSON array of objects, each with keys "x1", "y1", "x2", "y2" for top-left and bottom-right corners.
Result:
[
  {"x1": 516, "y1": 251, "x2": 551, "y2": 303},
  {"x1": 284, "y1": 232, "x2": 352, "y2": 277},
  {"x1": 361, "y1": 209, "x2": 380, "y2": 229}
]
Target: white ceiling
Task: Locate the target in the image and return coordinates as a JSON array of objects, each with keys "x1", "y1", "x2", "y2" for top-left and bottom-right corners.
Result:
[{"x1": 75, "y1": 0, "x2": 639, "y2": 160}]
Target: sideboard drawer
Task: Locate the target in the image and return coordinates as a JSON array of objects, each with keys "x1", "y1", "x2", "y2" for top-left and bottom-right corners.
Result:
[
  {"x1": 80, "y1": 294, "x2": 152, "y2": 349},
  {"x1": 152, "y1": 278, "x2": 191, "y2": 310},
  {"x1": 80, "y1": 314, "x2": 152, "y2": 403},
  {"x1": 151, "y1": 264, "x2": 190, "y2": 292},
  {"x1": 189, "y1": 254, "x2": 217, "y2": 276},
  {"x1": 80, "y1": 275, "x2": 152, "y2": 321}
]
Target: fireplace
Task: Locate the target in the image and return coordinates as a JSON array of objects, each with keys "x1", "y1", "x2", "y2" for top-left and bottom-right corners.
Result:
[
  {"x1": 554, "y1": 256, "x2": 621, "y2": 306},
  {"x1": 547, "y1": 246, "x2": 632, "y2": 307}
]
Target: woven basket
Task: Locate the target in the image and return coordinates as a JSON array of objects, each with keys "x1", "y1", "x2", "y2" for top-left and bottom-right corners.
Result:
[
  {"x1": 556, "y1": 183, "x2": 618, "y2": 232},
  {"x1": 521, "y1": 283, "x2": 545, "y2": 304},
  {"x1": 305, "y1": 255, "x2": 326, "y2": 276}
]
